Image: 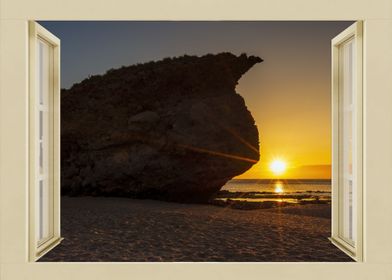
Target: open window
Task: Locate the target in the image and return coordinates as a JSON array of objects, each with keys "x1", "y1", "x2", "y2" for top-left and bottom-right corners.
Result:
[
  {"x1": 28, "y1": 22, "x2": 62, "y2": 261},
  {"x1": 25, "y1": 20, "x2": 364, "y2": 262},
  {"x1": 330, "y1": 21, "x2": 363, "y2": 261}
]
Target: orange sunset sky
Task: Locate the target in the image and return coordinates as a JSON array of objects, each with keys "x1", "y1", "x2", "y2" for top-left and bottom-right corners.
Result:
[
  {"x1": 235, "y1": 52, "x2": 334, "y2": 179},
  {"x1": 40, "y1": 21, "x2": 353, "y2": 179}
]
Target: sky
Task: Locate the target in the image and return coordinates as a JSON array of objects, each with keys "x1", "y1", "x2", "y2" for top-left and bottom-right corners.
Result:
[{"x1": 40, "y1": 21, "x2": 353, "y2": 179}]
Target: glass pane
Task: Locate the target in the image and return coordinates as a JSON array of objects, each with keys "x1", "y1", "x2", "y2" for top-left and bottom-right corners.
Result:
[
  {"x1": 338, "y1": 38, "x2": 356, "y2": 245},
  {"x1": 36, "y1": 180, "x2": 50, "y2": 245},
  {"x1": 39, "y1": 141, "x2": 43, "y2": 173},
  {"x1": 36, "y1": 38, "x2": 52, "y2": 245},
  {"x1": 39, "y1": 109, "x2": 44, "y2": 174},
  {"x1": 38, "y1": 41, "x2": 49, "y2": 105},
  {"x1": 37, "y1": 180, "x2": 42, "y2": 241},
  {"x1": 39, "y1": 111, "x2": 43, "y2": 140}
]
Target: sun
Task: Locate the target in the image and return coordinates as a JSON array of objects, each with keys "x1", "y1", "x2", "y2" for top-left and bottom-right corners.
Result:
[{"x1": 269, "y1": 159, "x2": 287, "y2": 175}]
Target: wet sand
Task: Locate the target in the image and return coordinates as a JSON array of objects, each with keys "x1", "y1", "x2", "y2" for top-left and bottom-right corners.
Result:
[{"x1": 40, "y1": 197, "x2": 353, "y2": 262}]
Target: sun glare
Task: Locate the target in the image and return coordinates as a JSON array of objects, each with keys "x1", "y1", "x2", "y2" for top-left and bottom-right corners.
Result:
[
  {"x1": 274, "y1": 182, "x2": 284, "y2": 193},
  {"x1": 269, "y1": 159, "x2": 287, "y2": 175}
]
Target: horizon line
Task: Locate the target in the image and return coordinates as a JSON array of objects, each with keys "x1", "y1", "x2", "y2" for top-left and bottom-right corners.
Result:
[{"x1": 231, "y1": 178, "x2": 331, "y2": 180}]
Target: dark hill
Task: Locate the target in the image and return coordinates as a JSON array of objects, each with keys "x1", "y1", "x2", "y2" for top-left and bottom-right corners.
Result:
[{"x1": 61, "y1": 52, "x2": 262, "y2": 202}]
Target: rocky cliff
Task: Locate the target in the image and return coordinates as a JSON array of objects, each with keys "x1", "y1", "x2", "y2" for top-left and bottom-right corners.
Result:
[{"x1": 61, "y1": 53, "x2": 262, "y2": 202}]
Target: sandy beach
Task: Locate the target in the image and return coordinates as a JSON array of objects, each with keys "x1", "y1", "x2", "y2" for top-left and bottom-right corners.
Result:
[{"x1": 40, "y1": 197, "x2": 353, "y2": 262}]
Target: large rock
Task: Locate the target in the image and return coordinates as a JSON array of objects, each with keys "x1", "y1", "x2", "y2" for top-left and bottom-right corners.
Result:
[{"x1": 61, "y1": 53, "x2": 262, "y2": 202}]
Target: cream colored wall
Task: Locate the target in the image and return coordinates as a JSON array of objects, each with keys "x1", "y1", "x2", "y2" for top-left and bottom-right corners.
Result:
[
  {"x1": 363, "y1": 19, "x2": 392, "y2": 263},
  {"x1": 1, "y1": 0, "x2": 392, "y2": 279},
  {"x1": 0, "y1": 0, "x2": 391, "y2": 20},
  {"x1": 0, "y1": 20, "x2": 29, "y2": 264}
]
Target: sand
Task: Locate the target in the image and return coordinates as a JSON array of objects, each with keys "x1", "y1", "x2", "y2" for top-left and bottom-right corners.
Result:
[{"x1": 39, "y1": 197, "x2": 353, "y2": 262}]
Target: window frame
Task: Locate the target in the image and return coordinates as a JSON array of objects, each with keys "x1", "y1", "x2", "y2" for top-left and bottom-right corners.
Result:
[
  {"x1": 28, "y1": 21, "x2": 62, "y2": 261},
  {"x1": 330, "y1": 21, "x2": 363, "y2": 261},
  {"x1": 1, "y1": 1, "x2": 392, "y2": 279},
  {"x1": 29, "y1": 19, "x2": 366, "y2": 263}
]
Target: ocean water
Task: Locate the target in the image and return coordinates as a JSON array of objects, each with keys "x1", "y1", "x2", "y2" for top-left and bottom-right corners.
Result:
[
  {"x1": 218, "y1": 179, "x2": 331, "y2": 203},
  {"x1": 221, "y1": 179, "x2": 331, "y2": 194}
]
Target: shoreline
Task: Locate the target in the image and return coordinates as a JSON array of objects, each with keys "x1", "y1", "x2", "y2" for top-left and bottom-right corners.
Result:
[{"x1": 210, "y1": 189, "x2": 331, "y2": 210}]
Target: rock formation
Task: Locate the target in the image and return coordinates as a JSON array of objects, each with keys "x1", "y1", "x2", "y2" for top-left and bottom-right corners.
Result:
[{"x1": 61, "y1": 53, "x2": 262, "y2": 202}]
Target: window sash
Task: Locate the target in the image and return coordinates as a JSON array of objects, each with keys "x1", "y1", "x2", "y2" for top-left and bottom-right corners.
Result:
[
  {"x1": 28, "y1": 21, "x2": 62, "y2": 261},
  {"x1": 331, "y1": 21, "x2": 363, "y2": 262}
]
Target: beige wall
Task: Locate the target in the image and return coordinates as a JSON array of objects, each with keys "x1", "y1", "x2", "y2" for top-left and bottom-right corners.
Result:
[
  {"x1": 0, "y1": 0, "x2": 391, "y2": 20},
  {"x1": 1, "y1": 0, "x2": 392, "y2": 279}
]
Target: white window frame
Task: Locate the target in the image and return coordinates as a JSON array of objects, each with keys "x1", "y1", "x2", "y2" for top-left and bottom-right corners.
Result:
[
  {"x1": 330, "y1": 21, "x2": 363, "y2": 261},
  {"x1": 25, "y1": 20, "x2": 365, "y2": 263},
  {"x1": 26, "y1": 20, "x2": 364, "y2": 263},
  {"x1": 1, "y1": 1, "x2": 392, "y2": 278},
  {"x1": 28, "y1": 21, "x2": 62, "y2": 261},
  {"x1": 29, "y1": 18, "x2": 363, "y2": 261}
]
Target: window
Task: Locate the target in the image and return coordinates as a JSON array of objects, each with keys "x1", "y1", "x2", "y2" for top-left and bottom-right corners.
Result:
[
  {"x1": 26, "y1": 20, "x2": 365, "y2": 263},
  {"x1": 330, "y1": 21, "x2": 363, "y2": 261},
  {"x1": 0, "y1": 0, "x2": 391, "y2": 278},
  {"x1": 28, "y1": 22, "x2": 62, "y2": 261}
]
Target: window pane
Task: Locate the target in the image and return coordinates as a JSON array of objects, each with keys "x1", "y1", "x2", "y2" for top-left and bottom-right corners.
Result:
[
  {"x1": 339, "y1": 38, "x2": 356, "y2": 245},
  {"x1": 39, "y1": 141, "x2": 43, "y2": 173},
  {"x1": 38, "y1": 41, "x2": 49, "y2": 105},
  {"x1": 36, "y1": 179, "x2": 50, "y2": 245}
]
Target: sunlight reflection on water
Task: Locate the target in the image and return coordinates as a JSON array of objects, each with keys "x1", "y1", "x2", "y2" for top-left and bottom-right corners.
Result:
[
  {"x1": 274, "y1": 182, "x2": 284, "y2": 193},
  {"x1": 221, "y1": 179, "x2": 331, "y2": 194},
  {"x1": 219, "y1": 179, "x2": 331, "y2": 204}
]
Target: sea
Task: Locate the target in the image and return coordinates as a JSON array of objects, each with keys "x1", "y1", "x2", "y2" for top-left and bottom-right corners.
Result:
[{"x1": 218, "y1": 179, "x2": 331, "y2": 204}]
